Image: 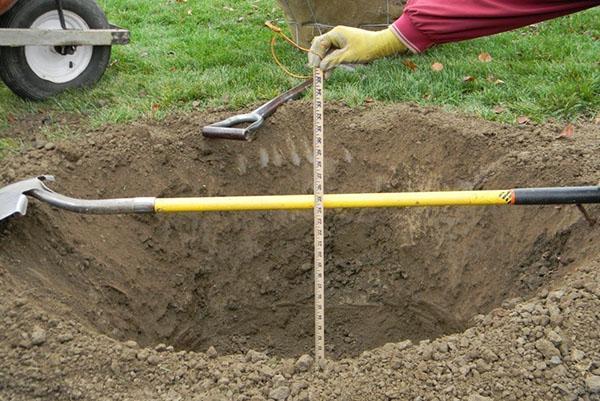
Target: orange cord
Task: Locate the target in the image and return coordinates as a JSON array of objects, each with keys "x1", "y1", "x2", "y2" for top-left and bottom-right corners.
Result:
[{"x1": 265, "y1": 21, "x2": 311, "y2": 79}]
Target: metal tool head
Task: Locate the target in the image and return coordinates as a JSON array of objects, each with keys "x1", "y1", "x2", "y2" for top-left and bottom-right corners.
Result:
[
  {"x1": 0, "y1": 176, "x2": 54, "y2": 222},
  {"x1": 0, "y1": 175, "x2": 155, "y2": 221},
  {"x1": 201, "y1": 112, "x2": 264, "y2": 141}
]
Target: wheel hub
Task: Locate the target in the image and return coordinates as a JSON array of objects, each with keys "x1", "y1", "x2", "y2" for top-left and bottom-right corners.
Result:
[
  {"x1": 24, "y1": 10, "x2": 93, "y2": 84},
  {"x1": 54, "y1": 45, "x2": 77, "y2": 56}
]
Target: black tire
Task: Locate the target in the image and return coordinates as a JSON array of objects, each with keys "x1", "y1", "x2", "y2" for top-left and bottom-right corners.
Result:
[{"x1": 0, "y1": 0, "x2": 111, "y2": 100}]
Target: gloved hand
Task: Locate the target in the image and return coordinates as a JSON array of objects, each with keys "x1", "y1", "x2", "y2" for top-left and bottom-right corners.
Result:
[{"x1": 308, "y1": 26, "x2": 407, "y2": 71}]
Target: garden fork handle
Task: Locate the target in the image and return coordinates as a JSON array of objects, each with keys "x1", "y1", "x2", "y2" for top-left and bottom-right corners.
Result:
[
  {"x1": 202, "y1": 79, "x2": 312, "y2": 141},
  {"x1": 201, "y1": 113, "x2": 264, "y2": 141}
]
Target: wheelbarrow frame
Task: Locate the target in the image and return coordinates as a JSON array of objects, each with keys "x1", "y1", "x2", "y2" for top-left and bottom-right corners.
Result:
[{"x1": 0, "y1": 0, "x2": 129, "y2": 47}]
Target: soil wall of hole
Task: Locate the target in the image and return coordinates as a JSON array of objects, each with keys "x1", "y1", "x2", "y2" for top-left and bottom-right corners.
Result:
[{"x1": 0, "y1": 103, "x2": 598, "y2": 358}]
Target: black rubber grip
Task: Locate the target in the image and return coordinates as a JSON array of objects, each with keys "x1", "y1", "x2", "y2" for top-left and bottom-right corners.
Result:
[{"x1": 513, "y1": 186, "x2": 600, "y2": 205}]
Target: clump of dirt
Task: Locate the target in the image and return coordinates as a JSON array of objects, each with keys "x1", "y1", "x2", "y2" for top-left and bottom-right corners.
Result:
[{"x1": 0, "y1": 102, "x2": 599, "y2": 400}]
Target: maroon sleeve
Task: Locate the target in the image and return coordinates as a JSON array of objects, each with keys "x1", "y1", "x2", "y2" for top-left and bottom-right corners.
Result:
[{"x1": 391, "y1": 0, "x2": 599, "y2": 53}]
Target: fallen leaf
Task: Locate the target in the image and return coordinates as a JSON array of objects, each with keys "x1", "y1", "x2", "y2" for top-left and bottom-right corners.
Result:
[
  {"x1": 151, "y1": 104, "x2": 160, "y2": 113},
  {"x1": 492, "y1": 106, "x2": 506, "y2": 114},
  {"x1": 365, "y1": 97, "x2": 375, "y2": 104},
  {"x1": 187, "y1": 9, "x2": 193, "y2": 15},
  {"x1": 170, "y1": 66, "x2": 177, "y2": 72},
  {"x1": 6, "y1": 113, "x2": 16, "y2": 123},
  {"x1": 403, "y1": 60, "x2": 417, "y2": 71},
  {"x1": 462, "y1": 76, "x2": 475, "y2": 82},
  {"x1": 431, "y1": 62, "x2": 444, "y2": 72},
  {"x1": 517, "y1": 116, "x2": 530, "y2": 125},
  {"x1": 487, "y1": 75, "x2": 505, "y2": 85},
  {"x1": 478, "y1": 52, "x2": 493, "y2": 62},
  {"x1": 559, "y1": 123, "x2": 575, "y2": 138}
]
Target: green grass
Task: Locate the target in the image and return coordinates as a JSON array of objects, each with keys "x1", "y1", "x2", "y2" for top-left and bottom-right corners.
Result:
[
  {"x1": 0, "y1": 137, "x2": 21, "y2": 157},
  {"x1": 0, "y1": 0, "x2": 598, "y2": 133}
]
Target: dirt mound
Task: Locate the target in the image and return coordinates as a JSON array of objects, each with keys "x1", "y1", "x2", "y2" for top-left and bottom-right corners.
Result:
[{"x1": 0, "y1": 102, "x2": 599, "y2": 400}]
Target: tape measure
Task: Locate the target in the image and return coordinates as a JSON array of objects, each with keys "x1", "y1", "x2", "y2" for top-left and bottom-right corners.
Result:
[{"x1": 313, "y1": 68, "x2": 325, "y2": 366}]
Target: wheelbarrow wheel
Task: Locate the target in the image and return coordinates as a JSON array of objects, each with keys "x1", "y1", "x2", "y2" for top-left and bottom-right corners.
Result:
[{"x1": 0, "y1": 0, "x2": 111, "y2": 100}]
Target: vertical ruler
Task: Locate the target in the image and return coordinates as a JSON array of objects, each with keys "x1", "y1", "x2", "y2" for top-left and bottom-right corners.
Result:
[{"x1": 313, "y1": 68, "x2": 325, "y2": 366}]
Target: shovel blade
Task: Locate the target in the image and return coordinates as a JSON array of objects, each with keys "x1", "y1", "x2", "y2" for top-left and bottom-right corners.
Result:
[
  {"x1": 0, "y1": 192, "x2": 29, "y2": 222},
  {"x1": 0, "y1": 176, "x2": 55, "y2": 222}
]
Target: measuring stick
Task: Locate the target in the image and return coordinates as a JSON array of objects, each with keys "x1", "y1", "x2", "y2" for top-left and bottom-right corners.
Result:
[{"x1": 313, "y1": 68, "x2": 326, "y2": 367}]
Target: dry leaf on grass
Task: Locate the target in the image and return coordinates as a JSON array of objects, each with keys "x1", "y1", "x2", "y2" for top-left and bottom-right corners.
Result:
[
  {"x1": 462, "y1": 76, "x2": 475, "y2": 82},
  {"x1": 478, "y1": 52, "x2": 493, "y2": 62},
  {"x1": 487, "y1": 75, "x2": 505, "y2": 85},
  {"x1": 517, "y1": 116, "x2": 530, "y2": 125},
  {"x1": 431, "y1": 62, "x2": 444, "y2": 72},
  {"x1": 493, "y1": 106, "x2": 506, "y2": 114},
  {"x1": 403, "y1": 60, "x2": 417, "y2": 71}
]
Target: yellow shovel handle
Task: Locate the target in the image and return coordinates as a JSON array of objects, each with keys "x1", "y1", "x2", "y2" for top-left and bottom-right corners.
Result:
[{"x1": 154, "y1": 190, "x2": 512, "y2": 213}]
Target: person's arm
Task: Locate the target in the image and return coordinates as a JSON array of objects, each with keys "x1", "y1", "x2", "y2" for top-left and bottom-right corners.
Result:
[
  {"x1": 309, "y1": 0, "x2": 599, "y2": 70},
  {"x1": 394, "y1": 0, "x2": 599, "y2": 53}
]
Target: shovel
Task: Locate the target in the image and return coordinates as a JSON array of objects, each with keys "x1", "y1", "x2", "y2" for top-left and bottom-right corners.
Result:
[
  {"x1": 1, "y1": 176, "x2": 599, "y2": 223},
  {"x1": 202, "y1": 79, "x2": 312, "y2": 141}
]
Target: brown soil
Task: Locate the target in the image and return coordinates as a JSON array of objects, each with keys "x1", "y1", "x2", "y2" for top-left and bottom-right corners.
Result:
[{"x1": 0, "y1": 102, "x2": 599, "y2": 401}]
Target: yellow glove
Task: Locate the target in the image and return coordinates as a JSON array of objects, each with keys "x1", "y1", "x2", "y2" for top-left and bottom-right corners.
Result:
[{"x1": 308, "y1": 26, "x2": 407, "y2": 71}]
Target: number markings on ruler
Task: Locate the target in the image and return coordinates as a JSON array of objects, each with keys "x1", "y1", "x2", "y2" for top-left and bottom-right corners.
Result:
[{"x1": 313, "y1": 68, "x2": 326, "y2": 366}]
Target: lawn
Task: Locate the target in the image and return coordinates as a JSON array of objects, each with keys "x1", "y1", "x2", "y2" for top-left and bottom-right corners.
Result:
[{"x1": 0, "y1": 0, "x2": 598, "y2": 133}]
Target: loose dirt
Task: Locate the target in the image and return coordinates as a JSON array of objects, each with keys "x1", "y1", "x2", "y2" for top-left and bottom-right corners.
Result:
[{"x1": 0, "y1": 102, "x2": 599, "y2": 401}]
